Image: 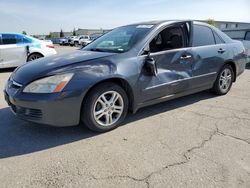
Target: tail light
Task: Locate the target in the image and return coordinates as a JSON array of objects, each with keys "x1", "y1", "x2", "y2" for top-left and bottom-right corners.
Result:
[{"x1": 46, "y1": 44, "x2": 54, "y2": 48}]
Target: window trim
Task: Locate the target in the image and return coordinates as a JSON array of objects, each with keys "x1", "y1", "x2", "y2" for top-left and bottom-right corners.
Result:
[
  {"x1": 192, "y1": 24, "x2": 216, "y2": 47},
  {"x1": 138, "y1": 22, "x2": 190, "y2": 56},
  {"x1": 212, "y1": 30, "x2": 225, "y2": 44}
]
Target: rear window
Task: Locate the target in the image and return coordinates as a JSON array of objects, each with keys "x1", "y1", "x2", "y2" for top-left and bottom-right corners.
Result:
[
  {"x1": 213, "y1": 31, "x2": 224, "y2": 44},
  {"x1": 2, "y1": 34, "x2": 17, "y2": 44},
  {"x1": 193, "y1": 25, "x2": 215, "y2": 47},
  {"x1": 245, "y1": 32, "x2": 250, "y2": 41}
]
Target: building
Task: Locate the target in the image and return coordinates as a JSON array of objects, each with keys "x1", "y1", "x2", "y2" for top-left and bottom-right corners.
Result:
[
  {"x1": 215, "y1": 21, "x2": 250, "y2": 31},
  {"x1": 76, "y1": 28, "x2": 110, "y2": 36},
  {"x1": 50, "y1": 28, "x2": 110, "y2": 38},
  {"x1": 50, "y1": 32, "x2": 73, "y2": 38}
]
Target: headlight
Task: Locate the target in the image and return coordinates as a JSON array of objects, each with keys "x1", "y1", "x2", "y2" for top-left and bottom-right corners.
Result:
[{"x1": 23, "y1": 73, "x2": 74, "y2": 93}]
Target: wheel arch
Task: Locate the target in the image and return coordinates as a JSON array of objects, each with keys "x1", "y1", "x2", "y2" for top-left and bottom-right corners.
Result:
[
  {"x1": 82, "y1": 77, "x2": 135, "y2": 113},
  {"x1": 224, "y1": 61, "x2": 237, "y2": 82},
  {"x1": 26, "y1": 52, "x2": 44, "y2": 62}
]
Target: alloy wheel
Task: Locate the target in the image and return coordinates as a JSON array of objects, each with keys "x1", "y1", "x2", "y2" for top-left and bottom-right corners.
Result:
[
  {"x1": 93, "y1": 91, "x2": 124, "y2": 126},
  {"x1": 219, "y1": 68, "x2": 232, "y2": 92}
]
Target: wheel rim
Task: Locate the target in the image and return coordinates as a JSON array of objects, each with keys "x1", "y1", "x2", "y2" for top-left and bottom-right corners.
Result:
[
  {"x1": 219, "y1": 68, "x2": 232, "y2": 92},
  {"x1": 93, "y1": 91, "x2": 124, "y2": 127},
  {"x1": 30, "y1": 55, "x2": 40, "y2": 61}
]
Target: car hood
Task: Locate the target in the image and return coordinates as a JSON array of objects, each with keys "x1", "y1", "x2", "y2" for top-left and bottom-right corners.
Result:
[{"x1": 12, "y1": 50, "x2": 115, "y2": 85}]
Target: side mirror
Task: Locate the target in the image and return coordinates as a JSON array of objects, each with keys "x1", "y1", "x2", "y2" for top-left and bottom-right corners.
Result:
[
  {"x1": 26, "y1": 45, "x2": 30, "y2": 56},
  {"x1": 144, "y1": 55, "x2": 157, "y2": 76}
]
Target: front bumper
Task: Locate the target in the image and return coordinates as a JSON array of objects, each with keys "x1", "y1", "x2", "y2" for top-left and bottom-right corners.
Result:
[{"x1": 4, "y1": 86, "x2": 84, "y2": 127}]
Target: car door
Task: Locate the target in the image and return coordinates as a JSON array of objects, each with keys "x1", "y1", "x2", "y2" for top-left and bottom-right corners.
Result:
[
  {"x1": 1, "y1": 34, "x2": 27, "y2": 68},
  {"x1": 189, "y1": 24, "x2": 226, "y2": 89},
  {"x1": 138, "y1": 22, "x2": 194, "y2": 103}
]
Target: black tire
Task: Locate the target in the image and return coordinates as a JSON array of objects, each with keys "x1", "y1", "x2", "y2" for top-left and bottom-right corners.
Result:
[
  {"x1": 74, "y1": 41, "x2": 79, "y2": 47},
  {"x1": 81, "y1": 82, "x2": 128, "y2": 132},
  {"x1": 27, "y1": 53, "x2": 43, "y2": 62},
  {"x1": 212, "y1": 64, "x2": 234, "y2": 95}
]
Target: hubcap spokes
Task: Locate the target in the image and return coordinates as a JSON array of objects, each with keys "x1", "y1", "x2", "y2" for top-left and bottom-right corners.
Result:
[
  {"x1": 219, "y1": 68, "x2": 232, "y2": 91},
  {"x1": 94, "y1": 91, "x2": 124, "y2": 126}
]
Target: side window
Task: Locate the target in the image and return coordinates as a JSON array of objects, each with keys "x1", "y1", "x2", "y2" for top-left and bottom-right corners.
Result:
[
  {"x1": 193, "y1": 25, "x2": 215, "y2": 47},
  {"x1": 0, "y1": 35, "x2": 2, "y2": 45},
  {"x1": 245, "y1": 32, "x2": 250, "y2": 41},
  {"x1": 2, "y1": 34, "x2": 17, "y2": 45},
  {"x1": 23, "y1": 36, "x2": 32, "y2": 43},
  {"x1": 16, "y1": 35, "x2": 23, "y2": 44},
  {"x1": 149, "y1": 26, "x2": 185, "y2": 53},
  {"x1": 213, "y1": 31, "x2": 224, "y2": 44}
]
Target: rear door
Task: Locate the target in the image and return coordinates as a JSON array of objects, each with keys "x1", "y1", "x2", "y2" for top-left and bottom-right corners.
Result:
[
  {"x1": 189, "y1": 24, "x2": 226, "y2": 89},
  {"x1": 0, "y1": 34, "x2": 27, "y2": 68}
]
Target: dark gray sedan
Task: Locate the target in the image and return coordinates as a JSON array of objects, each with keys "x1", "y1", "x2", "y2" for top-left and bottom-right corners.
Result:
[{"x1": 4, "y1": 20, "x2": 248, "y2": 132}]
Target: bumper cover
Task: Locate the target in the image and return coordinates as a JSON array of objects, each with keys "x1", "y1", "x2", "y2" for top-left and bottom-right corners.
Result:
[{"x1": 4, "y1": 87, "x2": 83, "y2": 127}]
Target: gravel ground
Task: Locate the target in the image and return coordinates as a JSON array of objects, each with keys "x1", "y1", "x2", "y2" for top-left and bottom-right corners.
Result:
[{"x1": 0, "y1": 47, "x2": 250, "y2": 187}]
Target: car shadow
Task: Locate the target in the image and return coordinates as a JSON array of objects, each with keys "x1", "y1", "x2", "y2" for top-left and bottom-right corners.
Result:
[
  {"x1": 0, "y1": 91, "x2": 217, "y2": 159},
  {"x1": 0, "y1": 68, "x2": 16, "y2": 73}
]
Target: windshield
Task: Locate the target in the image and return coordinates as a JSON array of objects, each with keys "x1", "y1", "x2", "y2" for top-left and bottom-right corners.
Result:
[{"x1": 84, "y1": 25, "x2": 154, "y2": 53}]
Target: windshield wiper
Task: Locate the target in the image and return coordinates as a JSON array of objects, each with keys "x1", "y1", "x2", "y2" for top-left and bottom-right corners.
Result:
[{"x1": 89, "y1": 48, "x2": 105, "y2": 52}]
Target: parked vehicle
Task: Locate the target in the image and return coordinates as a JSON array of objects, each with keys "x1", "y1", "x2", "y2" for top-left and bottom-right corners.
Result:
[
  {"x1": 59, "y1": 37, "x2": 69, "y2": 45},
  {"x1": 68, "y1": 36, "x2": 78, "y2": 46},
  {"x1": 69, "y1": 35, "x2": 90, "y2": 46},
  {"x1": 223, "y1": 30, "x2": 250, "y2": 62},
  {"x1": 0, "y1": 33, "x2": 57, "y2": 68},
  {"x1": 79, "y1": 34, "x2": 103, "y2": 47},
  {"x1": 4, "y1": 21, "x2": 247, "y2": 132}
]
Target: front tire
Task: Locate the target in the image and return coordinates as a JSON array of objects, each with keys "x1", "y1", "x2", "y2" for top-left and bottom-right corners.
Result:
[
  {"x1": 212, "y1": 64, "x2": 234, "y2": 95},
  {"x1": 81, "y1": 83, "x2": 128, "y2": 132}
]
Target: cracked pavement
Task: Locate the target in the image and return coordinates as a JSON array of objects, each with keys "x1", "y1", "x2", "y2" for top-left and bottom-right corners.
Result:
[{"x1": 0, "y1": 55, "x2": 250, "y2": 187}]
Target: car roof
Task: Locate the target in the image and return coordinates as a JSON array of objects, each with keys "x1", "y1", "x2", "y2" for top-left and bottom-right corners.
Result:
[
  {"x1": 125, "y1": 20, "x2": 212, "y2": 28},
  {"x1": 0, "y1": 32, "x2": 24, "y2": 35}
]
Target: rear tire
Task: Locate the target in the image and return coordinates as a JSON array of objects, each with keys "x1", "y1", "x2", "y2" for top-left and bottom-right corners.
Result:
[
  {"x1": 81, "y1": 82, "x2": 128, "y2": 132},
  {"x1": 212, "y1": 64, "x2": 234, "y2": 95},
  {"x1": 27, "y1": 53, "x2": 43, "y2": 62}
]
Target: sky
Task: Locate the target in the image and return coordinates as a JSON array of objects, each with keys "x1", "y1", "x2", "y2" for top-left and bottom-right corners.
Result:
[{"x1": 0, "y1": 0, "x2": 250, "y2": 35}]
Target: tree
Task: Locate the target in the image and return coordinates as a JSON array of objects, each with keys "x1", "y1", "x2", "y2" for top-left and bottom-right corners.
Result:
[
  {"x1": 73, "y1": 28, "x2": 76, "y2": 36},
  {"x1": 47, "y1": 32, "x2": 52, "y2": 39},
  {"x1": 207, "y1": 19, "x2": 217, "y2": 27},
  {"x1": 22, "y1": 31, "x2": 27, "y2": 35},
  {"x1": 60, "y1": 29, "x2": 64, "y2": 38}
]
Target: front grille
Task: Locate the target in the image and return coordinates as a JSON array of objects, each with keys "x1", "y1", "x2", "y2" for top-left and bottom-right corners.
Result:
[{"x1": 11, "y1": 105, "x2": 42, "y2": 120}]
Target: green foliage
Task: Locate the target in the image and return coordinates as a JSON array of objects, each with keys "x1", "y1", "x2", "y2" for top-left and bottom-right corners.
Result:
[
  {"x1": 207, "y1": 19, "x2": 217, "y2": 27},
  {"x1": 47, "y1": 32, "x2": 52, "y2": 39},
  {"x1": 22, "y1": 31, "x2": 27, "y2": 35},
  {"x1": 73, "y1": 28, "x2": 76, "y2": 36}
]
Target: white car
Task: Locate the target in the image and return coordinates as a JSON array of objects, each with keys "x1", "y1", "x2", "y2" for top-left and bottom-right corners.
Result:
[
  {"x1": 79, "y1": 34, "x2": 103, "y2": 47},
  {"x1": 70, "y1": 35, "x2": 90, "y2": 46},
  {"x1": 0, "y1": 33, "x2": 57, "y2": 68}
]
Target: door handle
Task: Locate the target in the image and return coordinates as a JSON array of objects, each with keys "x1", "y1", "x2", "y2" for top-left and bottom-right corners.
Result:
[
  {"x1": 218, "y1": 48, "x2": 225, "y2": 54},
  {"x1": 180, "y1": 55, "x2": 192, "y2": 60}
]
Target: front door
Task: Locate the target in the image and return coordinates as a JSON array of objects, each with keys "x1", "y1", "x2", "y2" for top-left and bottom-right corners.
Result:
[{"x1": 138, "y1": 22, "x2": 194, "y2": 104}]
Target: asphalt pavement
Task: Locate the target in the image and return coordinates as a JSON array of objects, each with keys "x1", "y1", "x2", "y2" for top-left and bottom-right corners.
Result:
[{"x1": 0, "y1": 46, "x2": 250, "y2": 187}]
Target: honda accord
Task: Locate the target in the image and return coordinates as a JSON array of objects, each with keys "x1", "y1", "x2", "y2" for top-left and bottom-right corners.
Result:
[{"x1": 4, "y1": 20, "x2": 248, "y2": 132}]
